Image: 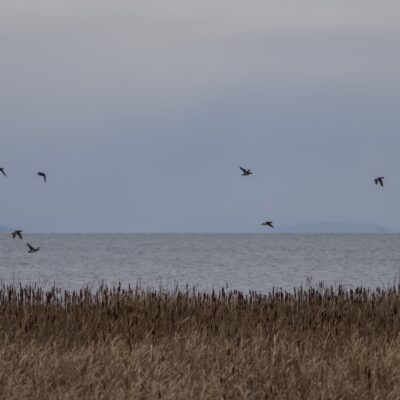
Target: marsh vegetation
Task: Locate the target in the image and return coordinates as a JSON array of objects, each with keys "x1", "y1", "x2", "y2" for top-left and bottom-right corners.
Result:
[{"x1": 1, "y1": 283, "x2": 400, "y2": 399}]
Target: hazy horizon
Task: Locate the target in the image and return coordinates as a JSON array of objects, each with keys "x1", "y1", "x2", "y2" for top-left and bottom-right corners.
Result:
[
  {"x1": 2, "y1": 1, "x2": 400, "y2": 232},
  {"x1": 0, "y1": 222, "x2": 394, "y2": 234}
]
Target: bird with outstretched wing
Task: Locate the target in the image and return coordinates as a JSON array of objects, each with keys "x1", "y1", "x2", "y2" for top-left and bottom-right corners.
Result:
[
  {"x1": 27, "y1": 243, "x2": 40, "y2": 253},
  {"x1": 37, "y1": 172, "x2": 47, "y2": 182},
  {"x1": 12, "y1": 230, "x2": 23, "y2": 240},
  {"x1": 239, "y1": 167, "x2": 252, "y2": 176}
]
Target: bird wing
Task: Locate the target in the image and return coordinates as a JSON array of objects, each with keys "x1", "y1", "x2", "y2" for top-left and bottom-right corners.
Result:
[
  {"x1": 239, "y1": 167, "x2": 246, "y2": 173},
  {"x1": 27, "y1": 243, "x2": 35, "y2": 251},
  {"x1": 38, "y1": 172, "x2": 47, "y2": 182},
  {"x1": 12, "y1": 232, "x2": 16, "y2": 238},
  {"x1": 17, "y1": 232, "x2": 23, "y2": 239},
  {"x1": 0, "y1": 169, "x2": 6, "y2": 177}
]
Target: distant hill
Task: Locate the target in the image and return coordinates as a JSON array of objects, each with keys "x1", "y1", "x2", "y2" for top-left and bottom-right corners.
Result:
[
  {"x1": 0, "y1": 226, "x2": 13, "y2": 233},
  {"x1": 275, "y1": 222, "x2": 390, "y2": 234}
]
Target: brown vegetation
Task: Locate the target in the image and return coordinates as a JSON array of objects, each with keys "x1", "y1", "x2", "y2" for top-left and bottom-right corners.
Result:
[{"x1": 0, "y1": 284, "x2": 400, "y2": 399}]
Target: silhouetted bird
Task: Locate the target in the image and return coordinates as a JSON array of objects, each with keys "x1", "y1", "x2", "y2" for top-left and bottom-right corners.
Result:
[
  {"x1": 37, "y1": 172, "x2": 47, "y2": 182},
  {"x1": 240, "y1": 167, "x2": 252, "y2": 176},
  {"x1": 0, "y1": 168, "x2": 6, "y2": 177},
  {"x1": 374, "y1": 177, "x2": 384, "y2": 187},
  {"x1": 12, "y1": 230, "x2": 23, "y2": 240},
  {"x1": 261, "y1": 221, "x2": 274, "y2": 228},
  {"x1": 27, "y1": 243, "x2": 40, "y2": 253}
]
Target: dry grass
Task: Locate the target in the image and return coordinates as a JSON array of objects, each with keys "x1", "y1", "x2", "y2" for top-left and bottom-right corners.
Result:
[{"x1": 1, "y1": 284, "x2": 400, "y2": 399}]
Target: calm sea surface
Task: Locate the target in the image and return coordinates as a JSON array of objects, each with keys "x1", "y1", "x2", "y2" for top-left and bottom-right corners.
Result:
[{"x1": 0, "y1": 234, "x2": 399, "y2": 292}]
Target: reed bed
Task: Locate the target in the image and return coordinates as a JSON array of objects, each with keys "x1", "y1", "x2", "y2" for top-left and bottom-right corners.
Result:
[{"x1": 1, "y1": 284, "x2": 400, "y2": 399}]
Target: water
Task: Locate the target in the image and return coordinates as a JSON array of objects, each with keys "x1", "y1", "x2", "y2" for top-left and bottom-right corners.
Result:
[{"x1": 0, "y1": 233, "x2": 400, "y2": 292}]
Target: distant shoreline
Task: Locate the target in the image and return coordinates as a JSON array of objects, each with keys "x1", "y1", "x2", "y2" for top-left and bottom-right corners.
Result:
[{"x1": 0, "y1": 230, "x2": 396, "y2": 234}]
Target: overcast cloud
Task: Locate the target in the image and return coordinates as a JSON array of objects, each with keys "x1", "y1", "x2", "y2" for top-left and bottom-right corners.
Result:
[{"x1": 1, "y1": 0, "x2": 400, "y2": 232}]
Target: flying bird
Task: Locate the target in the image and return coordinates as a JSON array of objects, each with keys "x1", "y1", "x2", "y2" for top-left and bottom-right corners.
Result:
[
  {"x1": 0, "y1": 168, "x2": 6, "y2": 177},
  {"x1": 37, "y1": 172, "x2": 47, "y2": 182},
  {"x1": 12, "y1": 230, "x2": 23, "y2": 240},
  {"x1": 27, "y1": 243, "x2": 40, "y2": 253},
  {"x1": 261, "y1": 221, "x2": 274, "y2": 228},
  {"x1": 239, "y1": 167, "x2": 252, "y2": 176},
  {"x1": 374, "y1": 177, "x2": 384, "y2": 187}
]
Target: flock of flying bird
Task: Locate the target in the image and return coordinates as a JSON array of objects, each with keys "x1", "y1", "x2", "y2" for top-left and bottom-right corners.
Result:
[
  {"x1": 240, "y1": 166, "x2": 385, "y2": 230},
  {"x1": 1, "y1": 168, "x2": 47, "y2": 253},
  {"x1": 0, "y1": 164, "x2": 385, "y2": 253}
]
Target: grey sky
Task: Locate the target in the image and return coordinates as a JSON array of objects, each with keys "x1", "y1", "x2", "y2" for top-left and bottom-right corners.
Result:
[{"x1": 1, "y1": 1, "x2": 400, "y2": 232}]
